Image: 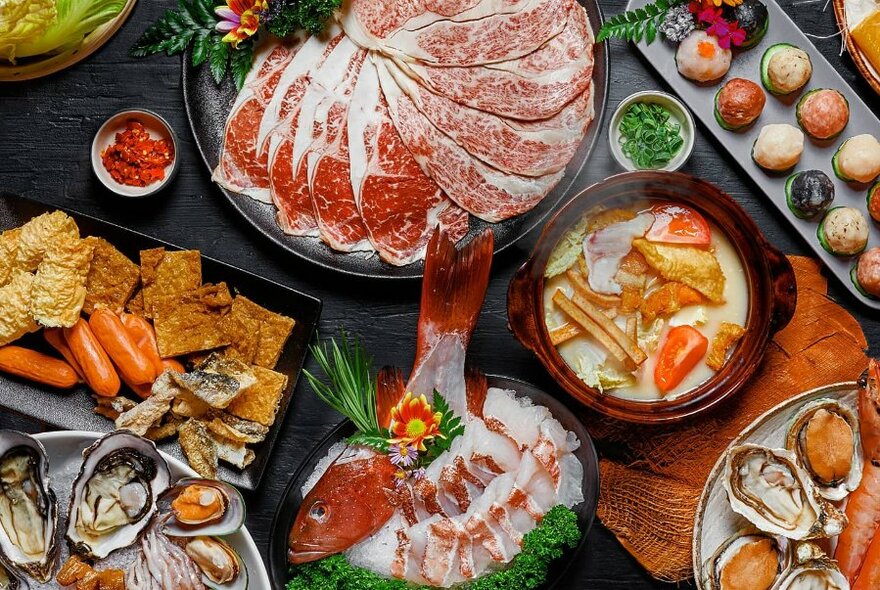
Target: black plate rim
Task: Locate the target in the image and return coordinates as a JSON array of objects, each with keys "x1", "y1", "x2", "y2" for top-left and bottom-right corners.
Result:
[
  {"x1": 267, "y1": 374, "x2": 600, "y2": 588},
  {"x1": 0, "y1": 191, "x2": 323, "y2": 491},
  {"x1": 181, "y1": 4, "x2": 609, "y2": 280}
]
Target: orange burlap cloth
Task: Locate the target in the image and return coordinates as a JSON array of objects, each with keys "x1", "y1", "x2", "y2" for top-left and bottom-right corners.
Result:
[{"x1": 588, "y1": 256, "x2": 869, "y2": 582}]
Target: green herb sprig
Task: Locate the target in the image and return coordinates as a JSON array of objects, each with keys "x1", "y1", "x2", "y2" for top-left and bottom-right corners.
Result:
[
  {"x1": 597, "y1": 0, "x2": 681, "y2": 43},
  {"x1": 618, "y1": 102, "x2": 684, "y2": 169},
  {"x1": 264, "y1": 0, "x2": 343, "y2": 37},
  {"x1": 286, "y1": 505, "x2": 582, "y2": 590},
  {"x1": 131, "y1": 0, "x2": 253, "y2": 89},
  {"x1": 422, "y1": 391, "x2": 465, "y2": 463}
]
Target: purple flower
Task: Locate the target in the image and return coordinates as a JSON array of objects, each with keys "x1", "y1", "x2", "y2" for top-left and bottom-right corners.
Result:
[
  {"x1": 389, "y1": 443, "x2": 418, "y2": 468},
  {"x1": 412, "y1": 467, "x2": 427, "y2": 481}
]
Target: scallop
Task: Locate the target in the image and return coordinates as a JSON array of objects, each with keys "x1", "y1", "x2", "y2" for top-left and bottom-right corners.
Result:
[
  {"x1": 184, "y1": 536, "x2": 248, "y2": 590},
  {"x1": 705, "y1": 531, "x2": 790, "y2": 590},
  {"x1": 66, "y1": 431, "x2": 171, "y2": 559},
  {"x1": 722, "y1": 444, "x2": 847, "y2": 540},
  {"x1": 0, "y1": 432, "x2": 58, "y2": 583},
  {"x1": 158, "y1": 478, "x2": 246, "y2": 537},
  {"x1": 786, "y1": 399, "x2": 862, "y2": 501}
]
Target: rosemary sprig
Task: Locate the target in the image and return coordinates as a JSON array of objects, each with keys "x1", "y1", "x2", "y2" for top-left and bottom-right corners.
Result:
[
  {"x1": 596, "y1": 0, "x2": 682, "y2": 44},
  {"x1": 304, "y1": 333, "x2": 382, "y2": 436}
]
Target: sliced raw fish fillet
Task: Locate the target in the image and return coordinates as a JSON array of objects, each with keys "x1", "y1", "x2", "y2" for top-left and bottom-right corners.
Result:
[
  {"x1": 384, "y1": 59, "x2": 582, "y2": 177},
  {"x1": 212, "y1": 36, "x2": 304, "y2": 202},
  {"x1": 383, "y1": 0, "x2": 567, "y2": 66},
  {"x1": 584, "y1": 212, "x2": 654, "y2": 295},
  {"x1": 305, "y1": 48, "x2": 373, "y2": 252},
  {"x1": 348, "y1": 56, "x2": 468, "y2": 265},
  {"x1": 377, "y1": 60, "x2": 563, "y2": 222},
  {"x1": 483, "y1": 388, "x2": 551, "y2": 449},
  {"x1": 398, "y1": 0, "x2": 594, "y2": 120},
  {"x1": 269, "y1": 37, "x2": 363, "y2": 236}
]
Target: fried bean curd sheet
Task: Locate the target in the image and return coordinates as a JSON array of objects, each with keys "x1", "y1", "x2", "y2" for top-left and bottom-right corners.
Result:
[
  {"x1": 0, "y1": 272, "x2": 38, "y2": 346},
  {"x1": 707, "y1": 322, "x2": 747, "y2": 370},
  {"x1": 223, "y1": 295, "x2": 295, "y2": 369},
  {"x1": 152, "y1": 282, "x2": 233, "y2": 358},
  {"x1": 179, "y1": 419, "x2": 219, "y2": 479},
  {"x1": 0, "y1": 228, "x2": 21, "y2": 287},
  {"x1": 139, "y1": 247, "x2": 202, "y2": 317},
  {"x1": 126, "y1": 288, "x2": 145, "y2": 316},
  {"x1": 632, "y1": 239, "x2": 726, "y2": 304},
  {"x1": 30, "y1": 237, "x2": 95, "y2": 327},
  {"x1": 226, "y1": 365, "x2": 288, "y2": 427},
  {"x1": 14, "y1": 211, "x2": 79, "y2": 272},
  {"x1": 83, "y1": 237, "x2": 141, "y2": 314}
]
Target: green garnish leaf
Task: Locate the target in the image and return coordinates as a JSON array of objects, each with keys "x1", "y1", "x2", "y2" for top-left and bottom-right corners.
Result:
[
  {"x1": 265, "y1": 0, "x2": 344, "y2": 37},
  {"x1": 304, "y1": 333, "x2": 382, "y2": 436},
  {"x1": 597, "y1": 0, "x2": 679, "y2": 43},
  {"x1": 617, "y1": 102, "x2": 684, "y2": 169},
  {"x1": 208, "y1": 34, "x2": 230, "y2": 85},
  {"x1": 423, "y1": 391, "x2": 466, "y2": 463},
  {"x1": 230, "y1": 40, "x2": 254, "y2": 89},
  {"x1": 347, "y1": 432, "x2": 390, "y2": 453}
]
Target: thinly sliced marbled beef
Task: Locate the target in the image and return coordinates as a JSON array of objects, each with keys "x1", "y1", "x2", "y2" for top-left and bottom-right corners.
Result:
[
  {"x1": 348, "y1": 56, "x2": 468, "y2": 265},
  {"x1": 212, "y1": 36, "x2": 305, "y2": 202}
]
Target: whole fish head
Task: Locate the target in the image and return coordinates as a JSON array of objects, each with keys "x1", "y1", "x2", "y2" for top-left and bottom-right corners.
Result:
[{"x1": 288, "y1": 448, "x2": 397, "y2": 564}]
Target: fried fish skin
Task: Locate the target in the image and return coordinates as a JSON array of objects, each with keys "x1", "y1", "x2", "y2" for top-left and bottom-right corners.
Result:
[
  {"x1": 0, "y1": 272, "x2": 38, "y2": 346},
  {"x1": 0, "y1": 228, "x2": 21, "y2": 287},
  {"x1": 14, "y1": 211, "x2": 79, "y2": 272},
  {"x1": 632, "y1": 238, "x2": 727, "y2": 303},
  {"x1": 178, "y1": 418, "x2": 219, "y2": 479},
  {"x1": 30, "y1": 237, "x2": 95, "y2": 328}
]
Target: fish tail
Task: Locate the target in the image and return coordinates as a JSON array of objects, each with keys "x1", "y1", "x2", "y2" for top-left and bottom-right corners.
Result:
[
  {"x1": 414, "y1": 229, "x2": 494, "y2": 365},
  {"x1": 377, "y1": 366, "x2": 406, "y2": 429},
  {"x1": 465, "y1": 366, "x2": 488, "y2": 419}
]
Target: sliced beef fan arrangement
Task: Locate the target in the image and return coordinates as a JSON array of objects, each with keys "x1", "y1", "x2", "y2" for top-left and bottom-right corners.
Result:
[{"x1": 213, "y1": 0, "x2": 596, "y2": 266}]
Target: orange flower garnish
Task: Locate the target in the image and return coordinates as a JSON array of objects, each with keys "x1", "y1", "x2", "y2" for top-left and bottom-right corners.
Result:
[{"x1": 388, "y1": 392, "x2": 443, "y2": 451}]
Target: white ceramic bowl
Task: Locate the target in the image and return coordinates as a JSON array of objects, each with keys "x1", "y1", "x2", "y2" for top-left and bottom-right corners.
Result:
[
  {"x1": 608, "y1": 91, "x2": 696, "y2": 172},
  {"x1": 91, "y1": 109, "x2": 179, "y2": 197}
]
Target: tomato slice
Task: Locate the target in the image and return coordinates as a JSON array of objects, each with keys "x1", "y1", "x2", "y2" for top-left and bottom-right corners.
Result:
[
  {"x1": 645, "y1": 203, "x2": 712, "y2": 247},
  {"x1": 654, "y1": 325, "x2": 709, "y2": 394}
]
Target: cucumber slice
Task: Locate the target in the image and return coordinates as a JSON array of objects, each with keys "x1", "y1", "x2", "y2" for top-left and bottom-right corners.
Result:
[
  {"x1": 832, "y1": 140, "x2": 854, "y2": 182},
  {"x1": 785, "y1": 173, "x2": 807, "y2": 219},
  {"x1": 851, "y1": 263, "x2": 875, "y2": 298},
  {"x1": 761, "y1": 43, "x2": 799, "y2": 95},
  {"x1": 714, "y1": 88, "x2": 740, "y2": 131}
]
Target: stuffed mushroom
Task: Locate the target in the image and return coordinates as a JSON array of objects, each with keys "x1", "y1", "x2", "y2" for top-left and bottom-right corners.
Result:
[
  {"x1": 761, "y1": 43, "x2": 812, "y2": 95},
  {"x1": 676, "y1": 30, "x2": 732, "y2": 83},
  {"x1": 752, "y1": 123, "x2": 804, "y2": 172},
  {"x1": 819, "y1": 207, "x2": 869, "y2": 257},
  {"x1": 797, "y1": 89, "x2": 849, "y2": 140},
  {"x1": 833, "y1": 134, "x2": 880, "y2": 183},
  {"x1": 715, "y1": 78, "x2": 766, "y2": 131}
]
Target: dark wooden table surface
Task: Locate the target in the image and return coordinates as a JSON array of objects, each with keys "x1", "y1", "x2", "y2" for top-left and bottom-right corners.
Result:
[{"x1": 1, "y1": 1, "x2": 878, "y2": 588}]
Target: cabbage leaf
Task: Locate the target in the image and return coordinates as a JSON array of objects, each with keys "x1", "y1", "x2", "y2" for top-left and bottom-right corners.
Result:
[
  {"x1": 0, "y1": 0, "x2": 57, "y2": 60},
  {"x1": 6, "y1": 0, "x2": 125, "y2": 61},
  {"x1": 545, "y1": 217, "x2": 588, "y2": 278}
]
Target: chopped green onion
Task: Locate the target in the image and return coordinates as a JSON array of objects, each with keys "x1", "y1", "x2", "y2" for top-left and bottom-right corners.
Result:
[{"x1": 618, "y1": 102, "x2": 684, "y2": 169}]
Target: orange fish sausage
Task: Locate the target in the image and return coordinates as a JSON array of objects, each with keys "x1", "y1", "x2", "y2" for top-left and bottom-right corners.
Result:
[
  {"x1": 0, "y1": 346, "x2": 78, "y2": 389},
  {"x1": 120, "y1": 313, "x2": 164, "y2": 377},
  {"x1": 63, "y1": 319, "x2": 121, "y2": 397},
  {"x1": 89, "y1": 309, "x2": 155, "y2": 386}
]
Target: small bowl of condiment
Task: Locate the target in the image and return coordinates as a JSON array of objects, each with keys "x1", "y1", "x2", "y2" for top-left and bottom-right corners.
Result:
[
  {"x1": 91, "y1": 109, "x2": 179, "y2": 197},
  {"x1": 609, "y1": 91, "x2": 695, "y2": 172}
]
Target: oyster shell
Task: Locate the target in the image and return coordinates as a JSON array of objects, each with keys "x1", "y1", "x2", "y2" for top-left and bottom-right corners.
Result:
[
  {"x1": 0, "y1": 431, "x2": 58, "y2": 583},
  {"x1": 66, "y1": 431, "x2": 171, "y2": 559},
  {"x1": 772, "y1": 544, "x2": 848, "y2": 589},
  {"x1": 723, "y1": 444, "x2": 847, "y2": 540},
  {"x1": 159, "y1": 478, "x2": 246, "y2": 537},
  {"x1": 184, "y1": 536, "x2": 248, "y2": 590},
  {"x1": 786, "y1": 399, "x2": 863, "y2": 501},
  {"x1": 705, "y1": 531, "x2": 790, "y2": 590},
  {"x1": 0, "y1": 562, "x2": 29, "y2": 590}
]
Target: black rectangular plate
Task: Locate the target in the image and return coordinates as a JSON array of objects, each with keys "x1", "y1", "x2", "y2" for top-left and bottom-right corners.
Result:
[{"x1": 0, "y1": 192, "x2": 322, "y2": 490}]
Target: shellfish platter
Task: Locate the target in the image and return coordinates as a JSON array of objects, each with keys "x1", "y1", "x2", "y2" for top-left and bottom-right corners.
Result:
[
  {"x1": 626, "y1": 0, "x2": 880, "y2": 310},
  {"x1": 694, "y1": 378, "x2": 872, "y2": 589},
  {"x1": 0, "y1": 429, "x2": 270, "y2": 589},
  {"x1": 0, "y1": 193, "x2": 322, "y2": 490}
]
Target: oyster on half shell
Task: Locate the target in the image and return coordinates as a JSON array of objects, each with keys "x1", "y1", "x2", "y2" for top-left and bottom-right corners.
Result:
[
  {"x1": 0, "y1": 431, "x2": 58, "y2": 583},
  {"x1": 723, "y1": 444, "x2": 847, "y2": 540},
  {"x1": 66, "y1": 431, "x2": 171, "y2": 559},
  {"x1": 772, "y1": 544, "x2": 848, "y2": 589},
  {"x1": 786, "y1": 399, "x2": 863, "y2": 501},
  {"x1": 705, "y1": 530, "x2": 791, "y2": 590}
]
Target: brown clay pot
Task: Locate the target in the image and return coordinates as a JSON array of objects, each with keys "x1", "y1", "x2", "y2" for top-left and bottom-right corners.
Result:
[{"x1": 508, "y1": 171, "x2": 797, "y2": 424}]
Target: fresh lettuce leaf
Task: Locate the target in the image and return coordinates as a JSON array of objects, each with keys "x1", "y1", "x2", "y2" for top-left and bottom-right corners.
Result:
[
  {"x1": 11, "y1": 0, "x2": 125, "y2": 60},
  {"x1": 0, "y1": 0, "x2": 57, "y2": 60}
]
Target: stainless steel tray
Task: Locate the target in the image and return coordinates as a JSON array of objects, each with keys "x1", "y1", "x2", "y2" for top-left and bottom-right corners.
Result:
[{"x1": 626, "y1": 0, "x2": 880, "y2": 310}]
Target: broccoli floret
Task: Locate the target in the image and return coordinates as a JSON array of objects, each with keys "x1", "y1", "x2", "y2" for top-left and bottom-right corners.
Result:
[
  {"x1": 265, "y1": 0, "x2": 343, "y2": 37},
  {"x1": 286, "y1": 506, "x2": 582, "y2": 590}
]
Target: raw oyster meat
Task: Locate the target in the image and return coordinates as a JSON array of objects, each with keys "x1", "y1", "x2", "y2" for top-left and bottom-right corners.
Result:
[
  {"x1": 723, "y1": 444, "x2": 847, "y2": 540},
  {"x1": 66, "y1": 431, "x2": 171, "y2": 559}
]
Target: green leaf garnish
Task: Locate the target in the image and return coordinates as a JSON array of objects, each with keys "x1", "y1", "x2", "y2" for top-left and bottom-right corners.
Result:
[
  {"x1": 597, "y1": 0, "x2": 679, "y2": 43},
  {"x1": 422, "y1": 391, "x2": 465, "y2": 463}
]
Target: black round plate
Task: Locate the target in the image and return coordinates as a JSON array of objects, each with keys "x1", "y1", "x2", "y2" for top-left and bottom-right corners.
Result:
[
  {"x1": 268, "y1": 375, "x2": 600, "y2": 588},
  {"x1": 182, "y1": 3, "x2": 608, "y2": 279}
]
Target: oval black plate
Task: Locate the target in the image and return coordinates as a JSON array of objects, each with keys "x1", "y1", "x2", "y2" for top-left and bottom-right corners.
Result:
[
  {"x1": 182, "y1": 4, "x2": 608, "y2": 279},
  {"x1": 268, "y1": 375, "x2": 600, "y2": 588}
]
